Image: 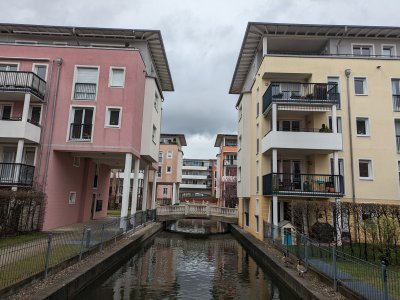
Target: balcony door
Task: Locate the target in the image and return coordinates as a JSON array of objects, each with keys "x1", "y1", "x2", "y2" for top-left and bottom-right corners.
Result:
[
  {"x1": 0, "y1": 148, "x2": 16, "y2": 180},
  {"x1": 327, "y1": 76, "x2": 340, "y2": 108},
  {"x1": 0, "y1": 105, "x2": 12, "y2": 120},
  {"x1": 70, "y1": 107, "x2": 94, "y2": 140},
  {"x1": 279, "y1": 120, "x2": 300, "y2": 132},
  {"x1": 279, "y1": 160, "x2": 302, "y2": 190}
]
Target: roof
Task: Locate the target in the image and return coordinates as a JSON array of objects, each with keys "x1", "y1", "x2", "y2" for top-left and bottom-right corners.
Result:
[
  {"x1": 214, "y1": 134, "x2": 238, "y2": 147},
  {"x1": 230, "y1": 22, "x2": 400, "y2": 94},
  {"x1": 0, "y1": 23, "x2": 173, "y2": 91},
  {"x1": 160, "y1": 133, "x2": 187, "y2": 146}
]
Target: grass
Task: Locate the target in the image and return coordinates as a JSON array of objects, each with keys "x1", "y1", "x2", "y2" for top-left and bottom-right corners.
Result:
[
  {"x1": 0, "y1": 232, "x2": 47, "y2": 248},
  {"x1": 107, "y1": 209, "x2": 121, "y2": 217}
]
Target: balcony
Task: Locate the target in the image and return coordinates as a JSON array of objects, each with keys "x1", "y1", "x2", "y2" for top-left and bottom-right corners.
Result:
[
  {"x1": 182, "y1": 174, "x2": 208, "y2": 180},
  {"x1": 263, "y1": 82, "x2": 340, "y2": 113},
  {"x1": 69, "y1": 123, "x2": 93, "y2": 141},
  {"x1": 0, "y1": 118, "x2": 41, "y2": 143},
  {"x1": 262, "y1": 129, "x2": 342, "y2": 154},
  {"x1": 262, "y1": 173, "x2": 344, "y2": 198},
  {"x1": 224, "y1": 159, "x2": 237, "y2": 166},
  {"x1": 0, "y1": 163, "x2": 35, "y2": 186},
  {"x1": 180, "y1": 183, "x2": 208, "y2": 189},
  {"x1": 0, "y1": 71, "x2": 46, "y2": 100}
]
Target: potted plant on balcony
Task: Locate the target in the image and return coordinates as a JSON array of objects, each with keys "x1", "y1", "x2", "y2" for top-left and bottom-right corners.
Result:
[{"x1": 319, "y1": 124, "x2": 332, "y2": 133}]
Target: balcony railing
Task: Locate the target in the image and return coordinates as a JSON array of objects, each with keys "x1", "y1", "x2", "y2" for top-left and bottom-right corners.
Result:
[
  {"x1": 224, "y1": 159, "x2": 237, "y2": 166},
  {"x1": 263, "y1": 82, "x2": 340, "y2": 113},
  {"x1": 263, "y1": 173, "x2": 344, "y2": 197},
  {"x1": 0, "y1": 163, "x2": 34, "y2": 186},
  {"x1": 393, "y1": 95, "x2": 400, "y2": 112},
  {"x1": 0, "y1": 71, "x2": 46, "y2": 100},
  {"x1": 0, "y1": 116, "x2": 41, "y2": 127},
  {"x1": 397, "y1": 135, "x2": 400, "y2": 153},
  {"x1": 69, "y1": 123, "x2": 93, "y2": 141},
  {"x1": 73, "y1": 83, "x2": 97, "y2": 100}
]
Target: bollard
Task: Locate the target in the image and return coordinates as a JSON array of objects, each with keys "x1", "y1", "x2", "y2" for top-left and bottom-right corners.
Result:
[
  {"x1": 79, "y1": 226, "x2": 87, "y2": 261},
  {"x1": 86, "y1": 227, "x2": 92, "y2": 248},
  {"x1": 381, "y1": 261, "x2": 389, "y2": 300},
  {"x1": 44, "y1": 233, "x2": 53, "y2": 278},
  {"x1": 333, "y1": 246, "x2": 338, "y2": 291},
  {"x1": 100, "y1": 223, "x2": 105, "y2": 251}
]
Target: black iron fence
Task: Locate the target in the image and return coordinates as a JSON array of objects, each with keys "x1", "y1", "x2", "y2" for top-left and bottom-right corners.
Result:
[
  {"x1": 0, "y1": 163, "x2": 34, "y2": 186},
  {"x1": 263, "y1": 173, "x2": 344, "y2": 197},
  {"x1": 73, "y1": 83, "x2": 97, "y2": 100},
  {"x1": 263, "y1": 82, "x2": 340, "y2": 113},
  {"x1": 0, "y1": 71, "x2": 46, "y2": 100},
  {"x1": 69, "y1": 123, "x2": 93, "y2": 141}
]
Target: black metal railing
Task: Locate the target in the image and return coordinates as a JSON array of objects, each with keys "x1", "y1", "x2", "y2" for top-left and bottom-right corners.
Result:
[
  {"x1": 263, "y1": 172, "x2": 344, "y2": 197},
  {"x1": 393, "y1": 95, "x2": 400, "y2": 112},
  {"x1": 263, "y1": 82, "x2": 340, "y2": 113},
  {"x1": 0, "y1": 71, "x2": 46, "y2": 100},
  {"x1": 397, "y1": 135, "x2": 400, "y2": 153},
  {"x1": 223, "y1": 159, "x2": 237, "y2": 166},
  {"x1": 69, "y1": 123, "x2": 93, "y2": 141},
  {"x1": 0, "y1": 163, "x2": 34, "y2": 186},
  {"x1": 73, "y1": 83, "x2": 97, "y2": 100}
]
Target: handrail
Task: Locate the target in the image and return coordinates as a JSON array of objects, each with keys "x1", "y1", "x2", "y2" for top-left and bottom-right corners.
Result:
[
  {"x1": 0, "y1": 163, "x2": 35, "y2": 186},
  {"x1": 0, "y1": 71, "x2": 46, "y2": 100}
]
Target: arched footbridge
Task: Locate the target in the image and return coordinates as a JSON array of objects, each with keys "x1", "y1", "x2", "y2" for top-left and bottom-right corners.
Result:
[{"x1": 156, "y1": 204, "x2": 238, "y2": 224}]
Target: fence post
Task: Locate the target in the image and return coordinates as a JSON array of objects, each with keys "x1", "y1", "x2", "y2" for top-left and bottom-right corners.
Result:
[
  {"x1": 44, "y1": 233, "x2": 53, "y2": 278},
  {"x1": 79, "y1": 226, "x2": 87, "y2": 261},
  {"x1": 333, "y1": 246, "x2": 338, "y2": 291},
  {"x1": 100, "y1": 223, "x2": 105, "y2": 251},
  {"x1": 304, "y1": 236, "x2": 308, "y2": 267},
  {"x1": 86, "y1": 227, "x2": 92, "y2": 248},
  {"x1": 381, "y1": 261, "x2": 389, "y2": 300}
]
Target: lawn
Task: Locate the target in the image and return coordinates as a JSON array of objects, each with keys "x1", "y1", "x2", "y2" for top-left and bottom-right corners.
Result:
[
  {"x1": 107, "y1": 209, "x2": 121, "y2": 217},
  {"x1": 0, "y1": 232, "x2": 47, "y2": 248}
]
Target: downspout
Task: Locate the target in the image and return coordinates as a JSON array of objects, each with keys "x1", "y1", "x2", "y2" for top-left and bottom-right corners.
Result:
[
  {"x1": 42, "y1": 58, "x2": 63, "y2": 193},
  {"x1": 345, "y1": 68, "x2": 356, "y2": 204}
]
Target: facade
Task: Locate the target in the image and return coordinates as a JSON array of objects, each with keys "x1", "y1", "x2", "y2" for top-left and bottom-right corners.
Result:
[
  {"x1": 156, "y1": 134, "x2": 186, "y2": 205},
  {"x1": 180, "y1": 159, "x2": 214, "y2": 199},
  {"x1": 214, "y1": 134, "x2": 238, "y2": 207},
  {"x1": 231, "y1": 22, "x2": 400, "y2": 240},
  {"x1": 0, "y1": 24, "x2": 173, "y2": 230}
]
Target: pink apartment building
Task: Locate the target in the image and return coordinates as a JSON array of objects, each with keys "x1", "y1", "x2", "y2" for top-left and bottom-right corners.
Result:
[
  {"x1": 156, "y1": 134, "x2": 186, "y2": 205},
  {"x1": 0, "y1": 24, "x2": 173, "y2": 230}
]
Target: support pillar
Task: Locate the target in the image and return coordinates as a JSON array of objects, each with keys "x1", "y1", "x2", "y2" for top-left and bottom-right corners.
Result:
[
  {"x1": 332, "y1": 105, "x2": 337, "y2": 134},
  {"x1": 272, "y1": 196, "x2": 278, "y2": 226},
  {"x1": 141, "y1": 165, "x2": 149, "y2": 211},
  {"x1": 22, "y1": 93, "x2": 31, "y2": 122},
  {"x1": 151, "y1": 171, "x2": 157, "y2": 209},
  {"x1": 262, "y1": 36, "x2": 268, "y2": 56},
  {"x1": 272, "y1": 104, "x2": 277, "y2": 131},
  {"x1": 172, "y1": 182, "x2": 177, "y2": 205},
  {"x1": 12, "y1": 139, "x2": 25, "y2": 190},
  {"x1": 130, "y1": 158, "x2": 140, "y2": 216},
  {"x1": 120, "y1": 153, "x2": 132, "y2": 228}
]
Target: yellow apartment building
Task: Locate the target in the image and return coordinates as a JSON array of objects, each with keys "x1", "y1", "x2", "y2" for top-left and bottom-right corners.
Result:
[{"x1": 230, "y1": 22, "x2": 400, "y2": 240}]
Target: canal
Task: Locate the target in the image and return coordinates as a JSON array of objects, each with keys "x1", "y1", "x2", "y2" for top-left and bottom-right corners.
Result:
[{"x1": 75, "y1": 220, "x2": 298, "y2": 300}]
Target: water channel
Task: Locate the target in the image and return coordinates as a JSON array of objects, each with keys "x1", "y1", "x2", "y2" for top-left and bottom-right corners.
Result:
[{"x1": 75, "y1": 220, "x2": 298, "y2": 300}]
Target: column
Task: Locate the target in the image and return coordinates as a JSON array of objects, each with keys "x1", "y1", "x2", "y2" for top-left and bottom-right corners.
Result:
[
  {"x1": 262, "y1": 36, "x2": 268, "y2": 56},
  {"x1": 120, "y1": 153, "x2": 132, "y2": 227},
  {"x1": 272, "y1": 148, "x2": 278, "y2": 226},
  {"x1": 272, "y1": 103, "x2": 277, "y2": 131},
  {"x1": 172, "y1": 182, "x2": 177, "y2": 205},
  {"x1": 176, "y1": 184, "x2": 180, "y2": 204},
  {"x1": 22, "y1": 93, "x2": 31, "y2": 122},
  {"x1": 151, "y1": 172, "x2": 157, "y2": 209},
  {"x1": 12, "y1": 139, "x2": 25, "y2": 190},
  {"x1": 332, "y1": 105, "x2": 337, "y2": 133},
  {"x1": 141, "y1": 165, "x2": 149, "y2": 211},
  {"x1": 130, "y1": 158, "x2": 140, "y2": 216}
]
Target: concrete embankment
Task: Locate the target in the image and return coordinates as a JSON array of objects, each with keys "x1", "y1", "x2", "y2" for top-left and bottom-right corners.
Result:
[
  {"x1": 230, "y1": 224, "x2": 334, "y2": 300},
  {"x1": 28, "y1": 223, "x2": 162, "y2": 300}
]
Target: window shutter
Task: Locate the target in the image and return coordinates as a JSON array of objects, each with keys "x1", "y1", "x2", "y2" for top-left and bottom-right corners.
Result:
[
  {"x1": 76, "y1": 68, "x2": 98, "y2": 83},
  {"x1": 111, "y1": 69, "x2": 124, "y2": 86}
]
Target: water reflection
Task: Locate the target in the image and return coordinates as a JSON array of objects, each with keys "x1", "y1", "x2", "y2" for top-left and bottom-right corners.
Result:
[
  {"x1": 75, "y1": 232, "x2": 298, "y2": 300},
  {"x1": 166, "y1": 219, "x2": 229, "y2": 234}
]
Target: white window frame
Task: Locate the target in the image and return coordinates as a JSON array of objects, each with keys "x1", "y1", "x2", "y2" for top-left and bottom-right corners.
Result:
[
  {"x1": 351, "y1": 43, "x2": 375, "y2": 56},
  {"x1": 69, "y1": 191, "x2": 76, "y2": 204},
  {"x1": 166, "y1": 166, "x2": 172, "y2": 174},
  {"x1": 28, "y1": 104, "x2": 43, "y2": 125},
  {"x1": 67, "y1": 105, "x2": 96, "y2": 142},
  {"x1": 358, "y1": 159, "x2": 373, "y2": 180},
  {"x1": 108, "y1": 67, "x2": 126, "y2": 88},
  {"x1": 159, "y1": 151, "x2": 163, "y2": 163},
  {"x1": 0, "y1": 62, "x2": 20, "y2": 71},
  {"x1": 167, "y1": 151, "x2": 173, "y2": 159},
  {"x1": 0, "y1": 102, "x2": 14, "y2": 120},
  {"x1": 105, "y1": 106, "x2": 122, "y2": 128},
  {"x1": 381, "y1": 44, "x2": 396, "y2": 57},
  {"x1": 356, "y1": 117, "x2": 370, "y2": 136},
  {"x1": 328, "y1": 116, "x2": 342, "y2": 133},
  {"x1": 163, "y1": 187, "x2": 168, "y2": 196},
  {"x1": 71, "y1": 65, "x2": 100, "y2": 101},
  {"x1": 32, "y1": 63, "x2": 49, "y2": 81},
  {"x1": 354, "y1": 77, "x2": 368, "y2": 96}
]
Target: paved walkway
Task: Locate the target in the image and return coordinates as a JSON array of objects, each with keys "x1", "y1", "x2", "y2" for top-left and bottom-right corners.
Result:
[{"x1": 50, "y1": 216, "x2": 118, "y2": 233}]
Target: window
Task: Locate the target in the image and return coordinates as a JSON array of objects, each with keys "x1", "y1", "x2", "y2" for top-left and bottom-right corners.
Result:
[
  {"x1": 0, "y1": 104, "x2": 12, "y2": 120},
  {"x1": 356, "y1": 117, "x2": 370, "y2": 136},
  {"x1": 109, "y1": 68, "x2": 125, "y2": 87},
  {"x1": 152, "y1": 125, "x2": 157, "y2": 142},
  {"x1": 398, "y1": 162, "x2": 400, "y2": 186},
  {"x1": 69, "y1": 107, "x2": 94, "y2": 141},
  {"x1": 167, "y1": 151, "x2": 173, "y2": 159},
  {"x1": 256, "y1": 123, "x2": 259, "y2": 154},
  {"x1": 238, "y1": 166, "x2": 241, "y2": 182},
  {"x1": 33, "y1": 64, "x2": 47, "y2": 80},
  {"x1": 159, "y1": 151, "x2": 163, "y2": 163},
  {"x1": 395, "y1": 120, "x2": 400, "y2": 152},
  {"x1": 163, "y1": 187, "x2": 168, "y2": 196},
  {"x1": 0, "y1": 64, "x2": 18, "y2": 71},
  {"x1": 328, "y1": 116, "x2": 342, "y2": 133},
  {"x1": 280, "y1": 120, "x2": 300, "y2": 132},
  {"x1": 353, "y1": 45, "x2": 373, "y2": 56},
  {"x1": 166, "y1": 166, "x2": 172, "y2": 174},
  {"x1": 73, "y1": 67, "x2": 98, "y2": 100},
  {"x1": 392, "y1": 79, "x2": 400, "y2": 111},
  {"x1": 157, "y1": 166, "x2": 162, "y2": 177},
  {"x1": 256, "y1": 160, "x2": 259, "y2": 194},
  {"x1": 69, "y1": 192, "x2": 76, "y2": 204},
  {"x1": 29, "y1": 106, "x2": 41, "y2": 125},
  {"x1": 354, "y1": 77, "x2": 367, "y2": 95},
  {"x1": 382, "y1": 45, "x2": 395, "y2": 57},
  {"x1": 327, "y1": 76, "x2": 341, "y2": 108},
  {"x1": 359, "y1": 160, "x2": 372, "y2": 179},
  {"x1": 105, "y1": 107, "x2": 121, "y2": 128},
  {"x1": 256, "y1": 102, "x2": 259, "y2": 117},
  {"x1": 154, "y1": 92, "x2": 159, "y2": 111}
]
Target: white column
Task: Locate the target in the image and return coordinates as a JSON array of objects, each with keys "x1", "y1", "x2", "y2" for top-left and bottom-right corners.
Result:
[
  {"x1": 172, "y1": 182, "x2": 177, "y2": 205},
  {"x1": 130, "y1": 158, "x2": 140, "y2": 216},
  {"x1": 262, "y1": 36, "x2": 268, "y2": 56},
  {"x1": 272, "y1": 103, "x2": 277, "y2": 131},
  {"x1": 120, "y1": 153, "x2": 132, "y2": 220},
  {"x1": 272, "y1": 149, "x2": 277, "y2": 172},
  {"x1": 176, "y1": 184, "x2": 180, "y2": 204},
  {"x1": 332, "y1": 105, "x2": 337, "y2": 133},
  {"x1": 333, "y1": 152, "x2": 339, "y2": 176},
  {"x1": 141, "y1": 165, "x2": 149, "y2": 211},
  {"x1": 12, "y1": 139, "x2": 25, "y2": 190},
  {"x1": 272, "y1": 196, "x2": 278, "y2": 226},
  {"x1": 22, "y1": 93, "x2": 31, "y2": 122},
  {"x1": 151, "y1": 173, "x2": 157, "y2": 209}
]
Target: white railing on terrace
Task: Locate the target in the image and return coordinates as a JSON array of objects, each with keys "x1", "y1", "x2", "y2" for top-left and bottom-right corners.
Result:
[{"x1": 156, "y1": 204, "x2": 238, "y2": 219}]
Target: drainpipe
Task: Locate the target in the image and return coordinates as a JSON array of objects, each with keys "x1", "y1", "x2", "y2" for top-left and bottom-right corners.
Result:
[{"x1": 42, "y1": 58, "x2": 63, "y2": 193}]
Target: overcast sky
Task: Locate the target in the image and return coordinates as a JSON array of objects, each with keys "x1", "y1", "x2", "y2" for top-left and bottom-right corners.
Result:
[{"x1": 2, "y1": 0, "x2": 399, "y2": 159}]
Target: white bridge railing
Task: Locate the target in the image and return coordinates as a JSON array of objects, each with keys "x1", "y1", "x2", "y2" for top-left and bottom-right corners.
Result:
[{"x1": 157, "y1": 204, "x2": 238, "y2": 219}]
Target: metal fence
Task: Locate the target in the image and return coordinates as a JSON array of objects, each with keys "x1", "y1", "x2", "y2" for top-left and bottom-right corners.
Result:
[
  {"x1": 263, "y1": 222, "x2": 400, "y2": 300},
  {"x1": 0, "y1": 209, "x2": 156, "y2": 291}
]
